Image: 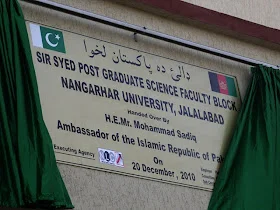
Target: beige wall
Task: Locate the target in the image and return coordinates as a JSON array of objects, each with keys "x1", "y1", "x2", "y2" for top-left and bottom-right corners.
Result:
[
  {"x1": 20, "y1": 0, "x2": 280, "y2": 209},
  {"x1": 181, "y1": 0, "x2": 280, "y2": 30}
]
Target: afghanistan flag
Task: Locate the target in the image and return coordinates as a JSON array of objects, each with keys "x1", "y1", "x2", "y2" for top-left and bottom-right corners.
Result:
[{"x1": 208, "y1": 72, "x2": 237, "y2": 97}]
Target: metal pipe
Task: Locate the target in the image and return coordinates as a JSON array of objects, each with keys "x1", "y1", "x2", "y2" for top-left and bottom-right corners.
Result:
[{"x1": 21, "y1": 0, "x2": 279, "y2": 69}]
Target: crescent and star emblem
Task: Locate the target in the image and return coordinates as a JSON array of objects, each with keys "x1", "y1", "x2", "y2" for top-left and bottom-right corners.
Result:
[{"x1": 45, "y1": 33, "x2": 60, "y2": 47}]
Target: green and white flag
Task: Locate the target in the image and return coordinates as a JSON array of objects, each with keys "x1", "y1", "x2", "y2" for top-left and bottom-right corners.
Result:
[{"x1": 30, "y1": 23, "x2": 66, "y2": 53}]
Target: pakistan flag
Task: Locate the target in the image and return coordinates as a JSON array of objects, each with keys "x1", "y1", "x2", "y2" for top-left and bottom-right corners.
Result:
[{"x1": 30, "y1": 23, "x2": 66, "y2": 53}]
